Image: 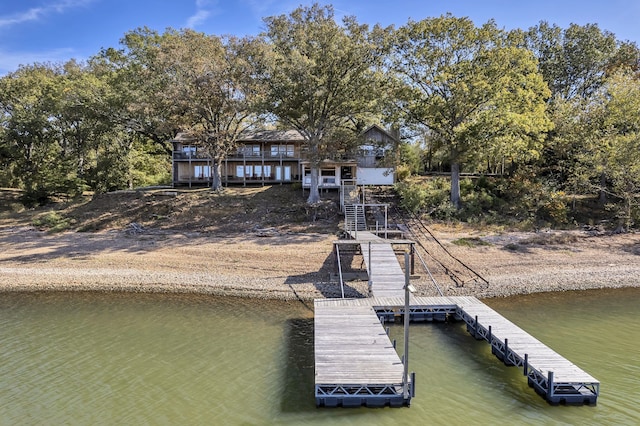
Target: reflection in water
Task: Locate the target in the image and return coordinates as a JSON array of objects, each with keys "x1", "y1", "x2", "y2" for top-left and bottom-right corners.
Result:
[
  {"x1": 280, "y1": 318, "x2": 315, "y2": 413},
  {"x1": 0, "y1": 288, "x2": 639, "y2": 425}
]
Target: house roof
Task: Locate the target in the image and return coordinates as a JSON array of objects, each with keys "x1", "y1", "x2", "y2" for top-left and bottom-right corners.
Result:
[
  {"x1": 172, "y1": 126, "x2": 397, "y2": 144},
  {"x1": 171, "y1": 129, "x2": 305, "y2": 144},
  {"x1": 171, "y1": 132, "x2": 197, "y2": 143},
  {"x1": 361, "y1": 124, "x2": 400, "y2": 143},
  {"x1": 238, "y1": 129, "x2": 305, "y2": 142}
]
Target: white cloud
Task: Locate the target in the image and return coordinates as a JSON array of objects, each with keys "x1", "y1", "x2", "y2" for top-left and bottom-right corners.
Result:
[
  {"x1": 186, "y1": 0, "x2": 219, "y2": 28},
  {"x1": 0, "y1": 47, "x2": 79, "y2": 75},
  {"x1": 0, "y1": 0, "x2": 94, "y2": 29},
  {"x1": 186, "y1": 10, "x2": 211, "y2": 28}
]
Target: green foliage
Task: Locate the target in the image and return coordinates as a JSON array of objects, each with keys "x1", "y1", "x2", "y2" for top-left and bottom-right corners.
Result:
[
  {"x1": 525, "y1": 22, "x2": 629, "y2": 101},
  {"x1": 129, "y1": 139, "x2": 171, "y2": 188},
  {"x1": 538, "y1": 191, "x2": 569, "y2": 224},
  {"x1": 398, "y1": 142, "x2": 422, "y2": 175},
  {"x1": 395, "y1": 178, "x2": 454, "y2": 217},
  {"x1": 261, "y1": 4, "x2": 390, "y2": 202},
  {"x1": 395, "y1": 175, "x2": 576, "y2": 228},
  {"x1": 32, "y1": 211, "x2": 72, "y2": 233},
  {"x1": 0, "y1": 11, "x2": 637, "y2": 227},
  {"x1": 395, "y1": 164, "x2": 412, "y2": 182},
  {"x1": 394, "y1": 181, "x2": 427, "y2": 213},
  {"x1": 392, "y1": 14, "x2": 552, "y2": 207},
  {"x1": 452, "y1": 237, "x2": 491, "y2": 247}
]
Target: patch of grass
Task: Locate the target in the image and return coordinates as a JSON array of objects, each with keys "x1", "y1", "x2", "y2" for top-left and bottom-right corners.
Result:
[
  {"x1": 452, "y1": 237, "x2": 491, "y2": 247},
  {"x1": 32, "y1": 211, "x2": 73, "y2": 233},
  {"x1": 520, "y1": 232, "x2": 580, "y2": 246}
]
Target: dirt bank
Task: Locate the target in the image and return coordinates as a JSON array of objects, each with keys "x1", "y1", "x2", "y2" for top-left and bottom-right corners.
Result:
[{"x1": 1, "y1": 225, "x2": 638, "y2": 300}]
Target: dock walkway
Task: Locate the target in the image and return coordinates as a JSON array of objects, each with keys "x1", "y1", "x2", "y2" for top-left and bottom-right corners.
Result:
[
  {"x1": 314, "y1": 296, "x2": 599, "y2": 407},
  {"x1": 347, "y1": 231, "x2": 406, "y2": 298},
  {"x1": 454, "y1": 297, "x2": 599, "y2": 404}
]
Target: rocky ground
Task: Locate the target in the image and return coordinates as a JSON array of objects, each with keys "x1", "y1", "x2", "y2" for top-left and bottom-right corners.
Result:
[
  {"x1": 0, "y1": 187, "x2": 638, "y2": 301},
  {"x1": 0, "y1": 224, "x2": 638, "y2": 301}
]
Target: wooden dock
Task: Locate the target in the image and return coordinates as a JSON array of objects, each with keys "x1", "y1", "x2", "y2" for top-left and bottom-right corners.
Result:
[
  {"x1": 314, "y1": 299, "x2": 411, "y2": 407},
  {"x1": 314, "y1": 296, "x2": 599, "y2": 407},
  {"x1": 454, "y1": 297, "x2": 600, "y2": 404},
  {"x1": 347, "y1": 231, "x2": 408, "y2": 298}
]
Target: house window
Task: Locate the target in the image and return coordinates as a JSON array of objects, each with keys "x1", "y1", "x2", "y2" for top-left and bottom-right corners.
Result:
[
  {"x1": 235, "y1": 165, "x2": 254, "y2": 178},
  {"x1": 321, "y1": 168, "x2": 336, "y2": 185},
  {"x1": 270, "y1": 144, "x2": 295, "y2": 157},
  {"x1": 194, "y1": 165, "x2": 210, "y2": 179},
  {"x1": 183, "y1": 146, "x2": 196, "y2": 157},
  {"x1": 240, "y1": 145, "x2": 261, "y2": 157}
]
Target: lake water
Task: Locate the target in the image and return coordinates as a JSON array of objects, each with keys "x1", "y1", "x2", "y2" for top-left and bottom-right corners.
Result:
[{"x1": 0, "y1": 288, "x2": 638, "y2": 425}]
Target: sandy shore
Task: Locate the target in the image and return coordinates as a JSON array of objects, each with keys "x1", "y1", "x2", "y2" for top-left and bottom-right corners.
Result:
[{"x1": 1, "y1": 226, "x2": 638, "y2": 300}]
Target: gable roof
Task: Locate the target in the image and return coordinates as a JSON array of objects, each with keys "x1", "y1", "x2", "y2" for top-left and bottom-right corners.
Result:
[{"x1": 361, "y1": 125, "x2": 400, "y2": 143}]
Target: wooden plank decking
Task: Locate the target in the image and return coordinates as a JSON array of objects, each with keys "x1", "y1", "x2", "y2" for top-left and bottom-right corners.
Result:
[
  {"x1": 314, "y1": 299, "x2": 409, "y2": 407},
  {"x1": 319, "y1": 218, "x2": 598, "y2": 407},
  {"x1": 348, "y1": 231, "x2": 406, "y2": 298},
  {"x1": 314, "y1": 296, "x2": 599, "y2": 407},
  {"x1": 454, "y1": 297, "x2": 599, "y2": 404}
]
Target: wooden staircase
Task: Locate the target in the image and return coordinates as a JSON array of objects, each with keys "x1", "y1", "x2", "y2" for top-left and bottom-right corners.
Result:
[{"x1": 344, "y1": 204, "x2": 367, "y2": 232}]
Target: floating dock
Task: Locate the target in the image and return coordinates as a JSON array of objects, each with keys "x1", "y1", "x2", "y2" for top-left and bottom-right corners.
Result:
[
  {"x1": 314, "y1": 296, "x2": 599, "y2": 407},
  {"x1": 314, "y1": 299, "x2": 411, "y2": 407}
]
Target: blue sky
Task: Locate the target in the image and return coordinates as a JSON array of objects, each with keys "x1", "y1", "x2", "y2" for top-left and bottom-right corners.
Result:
[{"x1": 1, "y1": 0, "x2": 640, "y2": 75}]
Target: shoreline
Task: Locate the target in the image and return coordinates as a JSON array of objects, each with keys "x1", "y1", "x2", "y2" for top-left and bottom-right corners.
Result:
[{"x1": 1, "y1": 227, "x2": 638, "y2": 301}]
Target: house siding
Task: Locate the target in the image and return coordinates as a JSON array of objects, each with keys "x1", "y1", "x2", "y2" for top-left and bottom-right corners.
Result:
[{"x1": 171, "y1": 127, "x2": 397, "y2": 188}]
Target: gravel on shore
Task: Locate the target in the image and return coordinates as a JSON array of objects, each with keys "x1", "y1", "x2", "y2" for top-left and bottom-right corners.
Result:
[{"x1": 1, "y1": 227, "x2": 638, "y2": 300}]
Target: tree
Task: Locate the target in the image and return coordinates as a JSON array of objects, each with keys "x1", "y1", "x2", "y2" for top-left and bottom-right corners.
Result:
[
  {"x1": 526, "y1": 22, "x2": 619, "y2": 101},
  {"x1": 92, "y1": 28, "x2": 178, "y2": 156},
  {"x1": 525, "y1": 22, "x2": 640, "y2": 202},
  {"x1": 0, "y1": 64, "x2": 68, "y2": 204},
  {"x1": 259, "y1": 4, "x2": 390, "y2": 203},
  {"x1": 102, "y1": 28, "x2": 263, "y2": 191},
  {"x1": 593, "y1": 72, "x2": 640, "y2": 229},
  {"x1": 391, "y1": 15, "x2": 552, "y2": 208},
  {"x1": 158, "y1": 30, "x2": 265, "y2": 191},
  {"x1": 525, "y1": 22, "x2": 640, "y2": 102}
]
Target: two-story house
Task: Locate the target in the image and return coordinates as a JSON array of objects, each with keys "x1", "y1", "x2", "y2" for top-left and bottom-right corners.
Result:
[{"x1": 171, "y1": 125, "x2": 397, "y2": 188}]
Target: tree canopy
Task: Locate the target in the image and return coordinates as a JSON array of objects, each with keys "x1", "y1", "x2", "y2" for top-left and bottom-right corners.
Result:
[
  {"x1": 391, "y1": 15, "x2": 552, "y2": 208},
  {"x1": 259, "y1": 4, "x2": 390, "y2": 203},
  {"x1": 1, "y1": 4, "x2": 639, "y2": 228}
]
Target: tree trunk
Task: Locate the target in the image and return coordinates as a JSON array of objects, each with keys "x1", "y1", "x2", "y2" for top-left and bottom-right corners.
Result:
[
  {"x1": 307, "y1": 166, "x2": 321, "y2": 204},
  {"x1": 598, "y1": 172, "x2": 607, "y2": 205},
  {"x1": 211, "y1": 160, "x2": 223, "y2": 191},
  {"x1": 451, "y1": 162, "x2": 461, "y2": 209}
]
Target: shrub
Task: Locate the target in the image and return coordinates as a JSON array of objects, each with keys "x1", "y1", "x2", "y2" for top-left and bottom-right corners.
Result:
[
  {"x1": 395, "y1": 181, "x2": 427, "y2": 213},
  {"x1": 452, "y1": 237, "x2": 491, "y2": 247},
  {"x1": 395, "y1": 164, "x2": 412, "y2": 182},
  {"x1": 538, "y1": 191, "x2": 569, "y2": 225},
  {"x1": 32, "y1": 211, "x2": 72, "y2": 233}
]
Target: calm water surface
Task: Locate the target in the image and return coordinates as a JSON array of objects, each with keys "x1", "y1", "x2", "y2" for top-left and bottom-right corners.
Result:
[{"x1": 0, "y1": 288, "x2": 638, "y2": 425}]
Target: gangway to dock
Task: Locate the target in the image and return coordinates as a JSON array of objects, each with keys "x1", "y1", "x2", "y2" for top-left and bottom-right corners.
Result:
[
  {"x1": 314, "y1": 296, "x2": 600, "y2": 407},
  {"x1": 343, "y1": 230, "x2": 413, "y2": 298}
]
